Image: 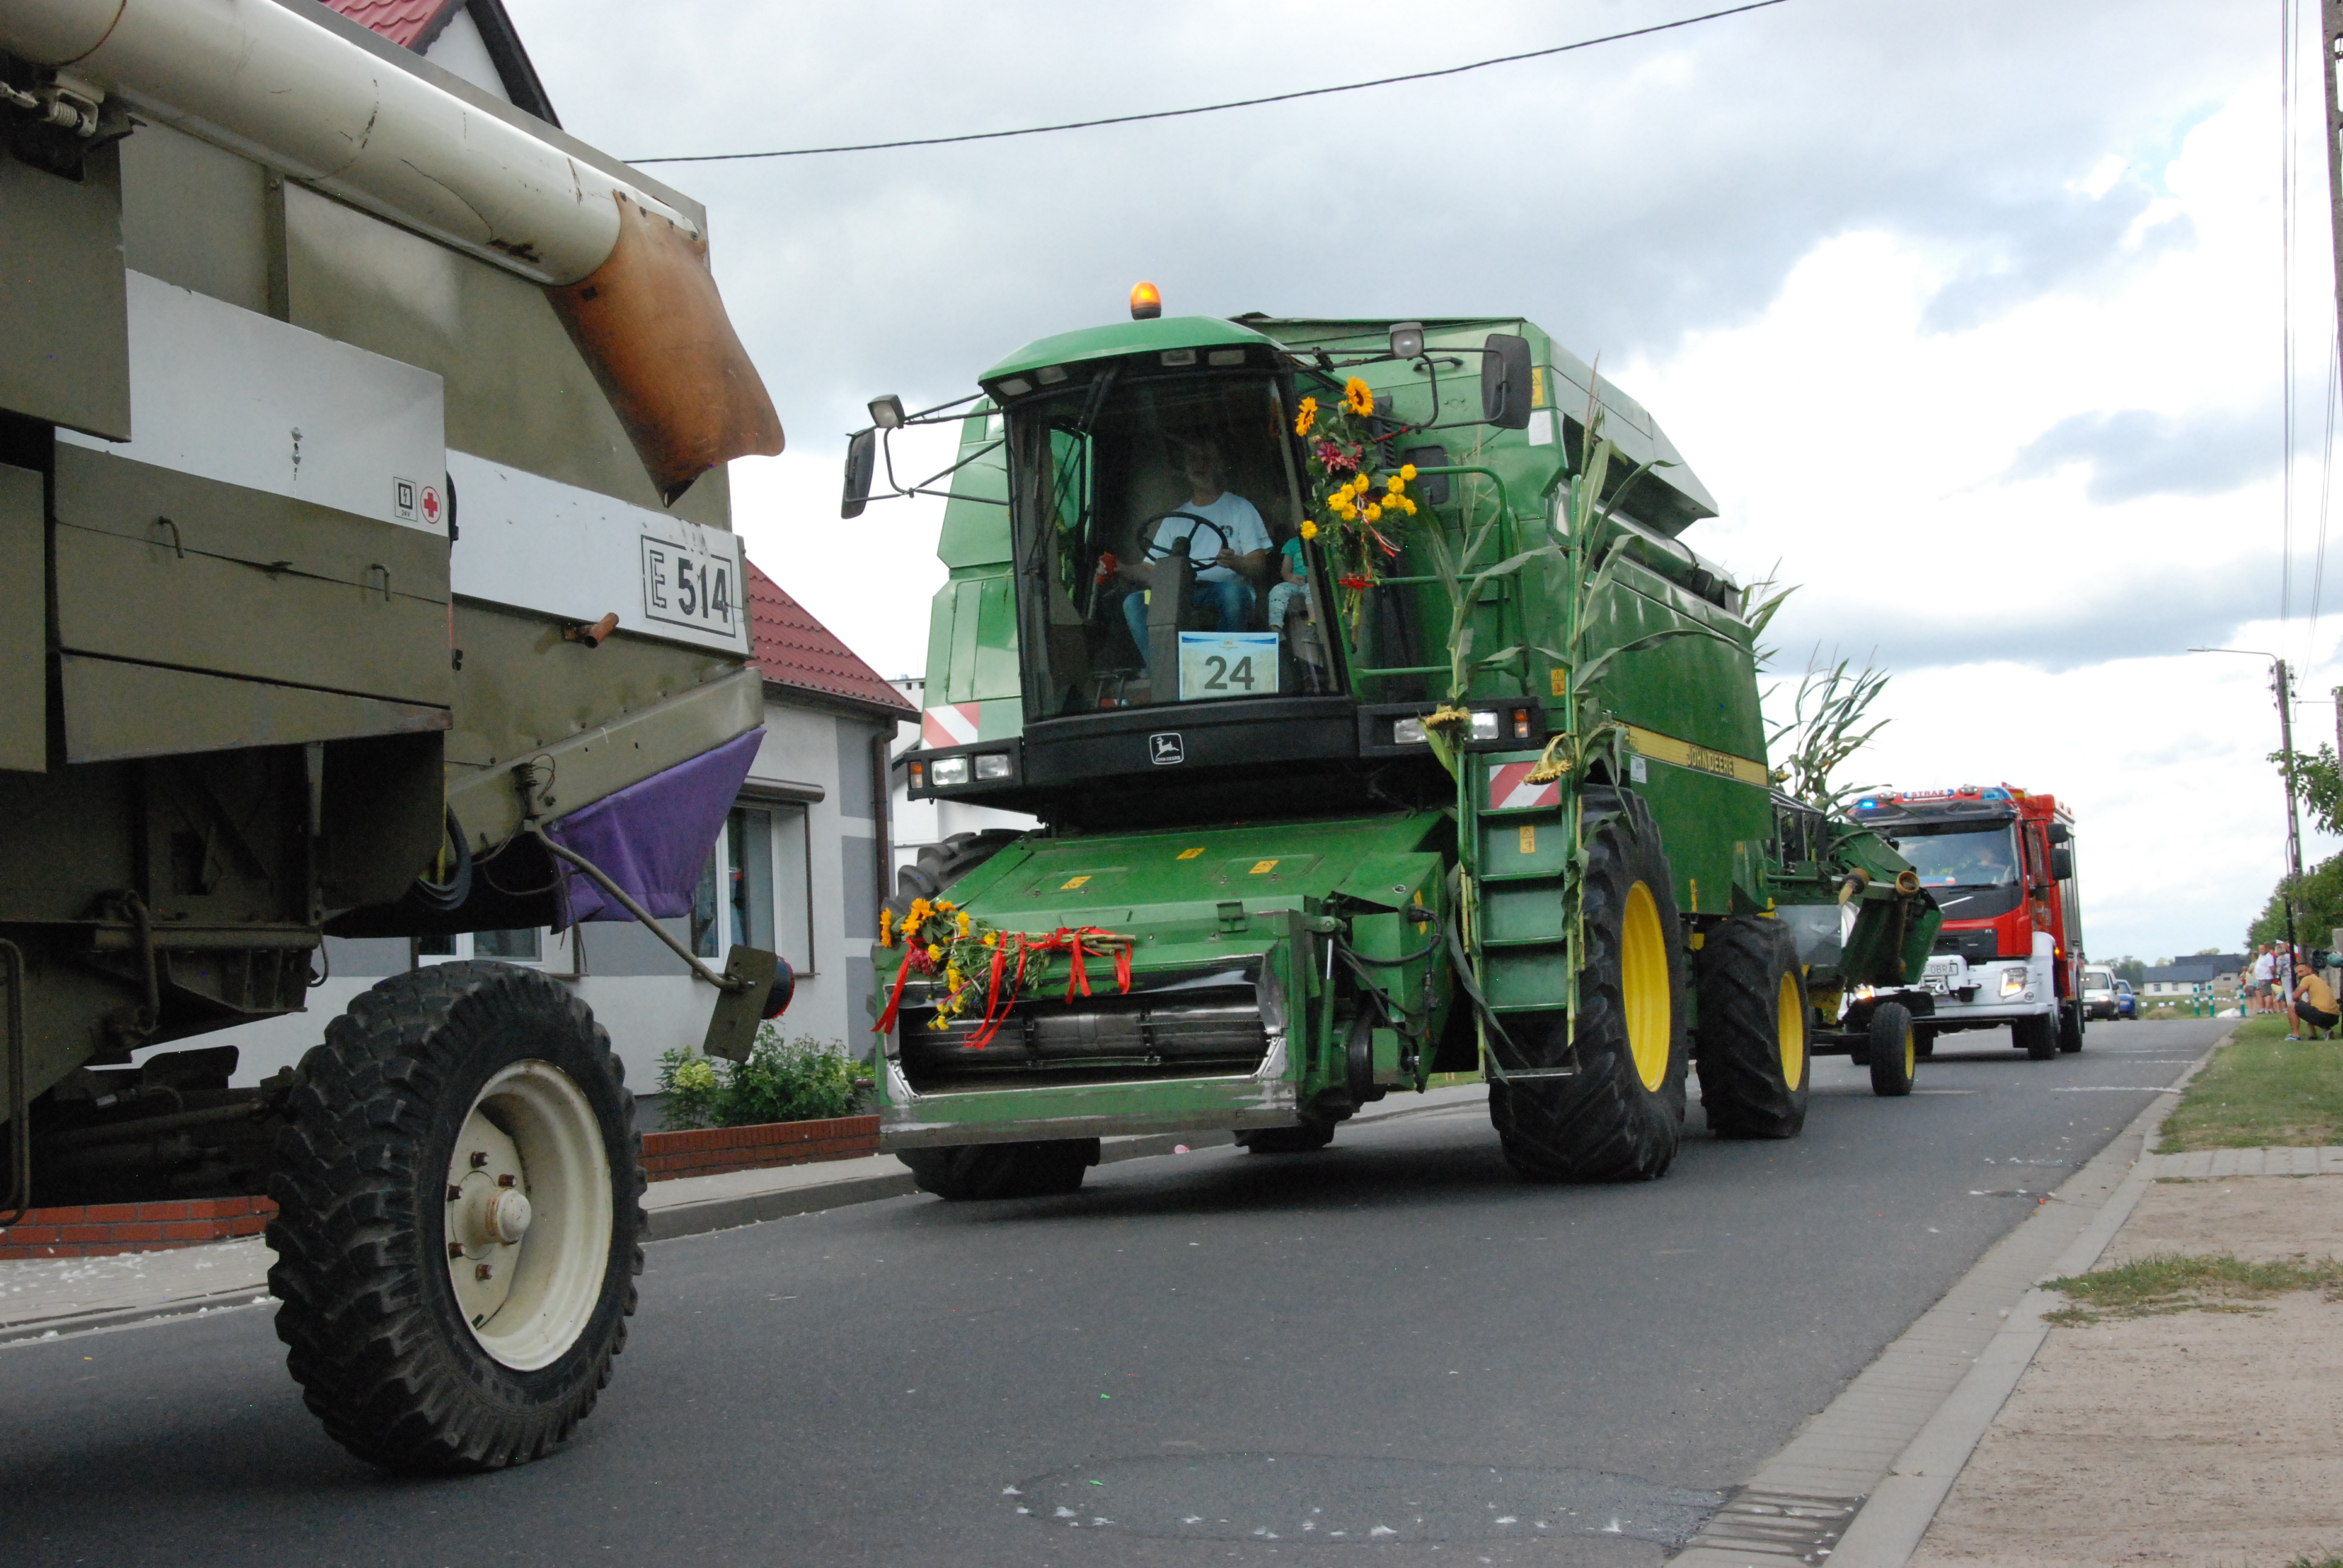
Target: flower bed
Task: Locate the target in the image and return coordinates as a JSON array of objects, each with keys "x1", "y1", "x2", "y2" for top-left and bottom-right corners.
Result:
[{"x1": 640, "y1": 1114, "x2": 880, "y2": 1182}]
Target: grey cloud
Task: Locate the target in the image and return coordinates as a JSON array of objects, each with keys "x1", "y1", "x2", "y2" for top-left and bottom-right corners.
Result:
[
  {"x1": 2007, "y1": 406, "x2": 2279, "y2": 504},
  {"x1": 1770, "y1": 555, "x2": 2284, "y2": 675}
]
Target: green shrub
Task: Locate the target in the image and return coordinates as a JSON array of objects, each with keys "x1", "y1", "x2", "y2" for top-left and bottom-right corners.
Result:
[{"x1": 654, "y1": 1028, "x2": 861, "y2": 1129}]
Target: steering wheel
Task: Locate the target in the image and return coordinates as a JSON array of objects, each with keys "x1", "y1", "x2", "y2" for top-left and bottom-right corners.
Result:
[{"x1": 1140, "y1": 512, "x2": 1230, "y2": 566}]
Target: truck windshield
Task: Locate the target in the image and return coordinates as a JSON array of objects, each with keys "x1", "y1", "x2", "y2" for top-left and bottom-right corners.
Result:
[
  {"x1": 1899, "y1": 823, "x2": 2019, "y2": 891},
  {"x1": 1004, "y1": 370, "x2": 1334, "y2": 716}
]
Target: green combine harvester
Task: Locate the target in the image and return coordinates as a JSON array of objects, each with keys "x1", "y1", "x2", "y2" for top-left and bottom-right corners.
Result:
[{"x1": 848, "y1": 295, "x2": 1939, "y2": 1197}]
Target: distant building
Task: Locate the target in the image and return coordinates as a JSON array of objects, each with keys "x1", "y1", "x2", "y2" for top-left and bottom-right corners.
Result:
[{"x1": 2138, "y1": 953, "x2": 2248, "y2": 998}]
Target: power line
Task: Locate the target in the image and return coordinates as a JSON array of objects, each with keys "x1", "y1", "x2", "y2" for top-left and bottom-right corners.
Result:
[
  {"x1": 2283, "y1": 0, "x2": 2300, "y2": 630},
  {"x1": 628, "y1": 1, "x2": 1792, "y2": 166}
]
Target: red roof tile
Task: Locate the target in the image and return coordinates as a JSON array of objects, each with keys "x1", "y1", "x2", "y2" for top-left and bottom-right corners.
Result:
[
  {"x1": 319, "y1": 0, "x2": 459, "y2": 49},
  {"x1": 745, "y1": 560, "x2": 914, "y2": 716}
]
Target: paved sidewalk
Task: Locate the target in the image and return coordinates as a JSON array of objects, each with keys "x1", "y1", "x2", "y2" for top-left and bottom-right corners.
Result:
[
  {"x1": 1905, "y1": 1153, "x2": 2343, "y2": 1566},
  {"x1": 0, "y1": 1082, "x2": 1491, "y2": 1345}
]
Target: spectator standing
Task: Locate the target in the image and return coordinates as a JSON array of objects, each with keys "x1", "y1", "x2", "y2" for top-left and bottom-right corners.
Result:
[{"x1": 2252, "y1": 944, "x2": 2277, "y2": 1014}]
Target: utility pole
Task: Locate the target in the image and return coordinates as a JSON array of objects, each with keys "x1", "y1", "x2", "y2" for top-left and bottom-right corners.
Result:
[
  {"x1": 2192, "y1": 647, "x2": 2308, "y2": 959},
  {"x1": 2324, "y1": 5, "x2": 2343, "y2": 353},
  {"x1": 2278, "y1": 658, "x2": 2304, "y2": 963}
]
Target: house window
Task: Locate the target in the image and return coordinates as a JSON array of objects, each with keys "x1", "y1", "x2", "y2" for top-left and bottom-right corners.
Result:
[
  {"x1": 474, "y1": 928, "x2": 542, "y2": 961},
  {"x1": 693, "y1": 801, "x2": 815, "y2": 972}
]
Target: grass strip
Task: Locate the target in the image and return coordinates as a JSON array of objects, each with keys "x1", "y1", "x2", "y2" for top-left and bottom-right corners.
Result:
[
  {"x1": 2042, "y1": 1250, "x2": 2343, "y2": 1325},
  {"x1": 2155, "y1": 1016, "x2": 2343, "y2": 1153}
]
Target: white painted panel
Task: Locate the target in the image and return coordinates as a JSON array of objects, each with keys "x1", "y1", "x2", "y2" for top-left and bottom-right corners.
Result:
[
  {"x1": 447, "y1": 449, "x2": 750, "y2": 655},
  {"x1": 57, "y1": 271, "x2": 447, "y2": 531}
]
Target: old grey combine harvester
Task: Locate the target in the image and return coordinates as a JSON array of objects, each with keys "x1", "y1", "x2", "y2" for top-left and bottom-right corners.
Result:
[{"x1": 1, "y1": 0, "x2": 793, "y2": 1469}]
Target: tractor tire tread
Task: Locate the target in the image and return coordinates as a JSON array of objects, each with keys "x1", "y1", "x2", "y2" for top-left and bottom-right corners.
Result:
[{"x1": 266, "y1": 962, "x2": 643, "y2": 1474}]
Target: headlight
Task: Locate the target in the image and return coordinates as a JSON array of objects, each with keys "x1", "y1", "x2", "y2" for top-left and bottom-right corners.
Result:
[
  {"x1": 929, "y1": 756, "x2": 970, "y2": 787},
  {"x1": 1470, "y1": 711, "x2": 1500, "y2": 740},
  {"x1": 974, "y1": 753, "x2": 1012, "y2": 781},
  {"x1": 2000, "y1": 969, "x2": 2027, "y2": 998},
  {"x1": 1394, "y1": 717, "x2": 1428, "y2": 745}
]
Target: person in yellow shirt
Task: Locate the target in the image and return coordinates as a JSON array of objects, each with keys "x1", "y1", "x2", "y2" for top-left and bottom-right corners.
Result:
[{"x1": 2288, "y1": 962, "x2": 2338, "y2": 1040}]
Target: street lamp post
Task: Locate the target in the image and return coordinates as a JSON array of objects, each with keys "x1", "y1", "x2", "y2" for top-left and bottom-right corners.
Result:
[{"x1": 2190, "y1": 647, "x2": 2306, "y2": 966}]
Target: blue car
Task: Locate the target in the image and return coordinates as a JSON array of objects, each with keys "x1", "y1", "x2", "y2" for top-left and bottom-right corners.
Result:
[{"x1": 2114, "y1": 979, "x2": 2138, "y2": 1020}]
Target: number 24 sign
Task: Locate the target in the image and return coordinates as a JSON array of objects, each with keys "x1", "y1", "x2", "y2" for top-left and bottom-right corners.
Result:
[
  {"x1": 1176, "y1": 631, "x2": 1279, "y2": 701},
  {"x1": 641, "y1": 535, "x2": 741, "y2": 639}
]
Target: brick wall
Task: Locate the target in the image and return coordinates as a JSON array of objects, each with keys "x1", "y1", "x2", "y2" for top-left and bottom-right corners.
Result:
[
  {"x1": 0, "y1": 1197, "x2": 275, "y2": 1261},
  {"x1": 641, "y1": 1114, "x2": 880, "y2": 1181}
]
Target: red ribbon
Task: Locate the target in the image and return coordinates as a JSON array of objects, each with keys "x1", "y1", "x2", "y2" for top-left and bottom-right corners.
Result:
[
  {"x1": 872, "y1": 927, "x2": 1135, "y2": 1045},
  {"x1": 872, "y1": 949, "x2": 917, "y2": 1034}
]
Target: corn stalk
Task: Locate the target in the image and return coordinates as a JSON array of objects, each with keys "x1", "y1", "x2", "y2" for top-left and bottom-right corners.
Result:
[{"x1": 1768, "y1": 652, "x2": 1891, "y2": 814}]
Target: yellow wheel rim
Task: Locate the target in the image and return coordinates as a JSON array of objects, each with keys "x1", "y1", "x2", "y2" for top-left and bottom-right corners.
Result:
[
  {"x1": 1904, "y1": 1021, "x2": 1917, "y2": 1079},
  {"x1": 1777, "y1": 971, "x2": 1806, "y2": 1089},
  {"x1": 1621, "y1": 881, "x2": 1671, "y2": 1091}
]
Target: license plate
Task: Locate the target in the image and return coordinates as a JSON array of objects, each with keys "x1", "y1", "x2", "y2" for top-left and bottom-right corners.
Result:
[{"x1": 641, "y1": 534, "x2": 741, "y2": 639}]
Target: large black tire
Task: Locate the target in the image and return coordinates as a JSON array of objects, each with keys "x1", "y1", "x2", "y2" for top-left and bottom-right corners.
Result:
[
  {"x1": 884, "y1": 830, "x2": 1024, "y2": 930},
  {"x1": 2014, "y1": 1011, "x2": 2057, "y2": 1060},
  {"x1": 1868, "y1": 1001, "x2": 1918, "y2": 1097},
  {"x1": 267, "y1": 962, "x2": 643, "y2": 1474},
  {"x1": 1694, "y1": 916, "x2": 1810, "y2": 1139},
  {"x1": 1489, "y1": 789, "x2": 1688, "y2": 1182},
  {"x1": 1236, "y1": 1122, "x2": 1337, "y2": 1154},
  {"x1": 898, "y1": 1138, "x2": 1099, "y2": 1199},
  {"x1": 2058, "y1": 1000, "x2": 2084, "y2": 1054}
]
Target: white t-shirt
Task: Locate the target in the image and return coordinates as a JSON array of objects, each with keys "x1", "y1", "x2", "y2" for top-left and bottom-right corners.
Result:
[
  {"x1": 2253, "y1": 952, "x2": 2276, "y2": 983},
  {"x1": 1150, "y1": 492, "x2": 1271, "y2": 583}
]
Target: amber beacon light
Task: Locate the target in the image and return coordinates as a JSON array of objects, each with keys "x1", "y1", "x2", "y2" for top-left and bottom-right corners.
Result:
[{"x1": 1129, "y1": 280, "x2": 1163, "y2": 320}]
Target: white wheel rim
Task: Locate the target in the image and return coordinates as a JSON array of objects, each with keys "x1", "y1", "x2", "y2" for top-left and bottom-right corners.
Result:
[{"x1": 442, "y1": 1059, "x2": 612, "y2": 1371}]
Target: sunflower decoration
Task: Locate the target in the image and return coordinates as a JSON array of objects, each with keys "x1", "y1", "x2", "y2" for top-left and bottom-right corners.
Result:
[
  {"x1": 1293, "y1": 396, "x2": 1319, "y2": 437},
  {"x1": 1343, "y1": 377, "x2": 1375, "y2": 417}
]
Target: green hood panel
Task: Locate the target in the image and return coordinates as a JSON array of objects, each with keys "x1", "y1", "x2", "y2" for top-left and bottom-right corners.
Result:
[{"x1": 940, "y1": 812, "x2": 1449, "y2": 939}]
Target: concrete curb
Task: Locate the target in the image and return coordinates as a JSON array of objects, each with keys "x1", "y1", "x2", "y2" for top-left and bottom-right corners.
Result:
[
  {"x1": 1671, "y1": 1032, "x2": 2227, "y2": 1568},
  {"x1": 0, "y1": 1285, "x2": 275, "y2": 1347}
]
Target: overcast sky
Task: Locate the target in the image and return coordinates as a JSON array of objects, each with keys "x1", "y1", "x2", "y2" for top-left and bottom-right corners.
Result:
[{"x1": 517, "y1": 0, "x2": 2329, "y2": 966}]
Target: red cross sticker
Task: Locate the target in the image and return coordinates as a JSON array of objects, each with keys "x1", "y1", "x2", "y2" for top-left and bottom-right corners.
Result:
[{"x1": 420, "y1": 485, "x2": 442, "y2": 526}]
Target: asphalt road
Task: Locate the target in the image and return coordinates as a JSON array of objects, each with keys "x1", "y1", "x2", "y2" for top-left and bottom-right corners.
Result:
[{"x1": 1, "y1": 1018, "x2": 2225, "y2": 1567}]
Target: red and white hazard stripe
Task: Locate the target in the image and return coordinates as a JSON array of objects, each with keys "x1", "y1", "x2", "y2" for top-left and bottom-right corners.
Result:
[
  {"x1": 1487, "y1": 762, "x2": 1561, "y2": 811},
  {"x1": 922, "y1": 702, "x2": 982, "y2": 748}
]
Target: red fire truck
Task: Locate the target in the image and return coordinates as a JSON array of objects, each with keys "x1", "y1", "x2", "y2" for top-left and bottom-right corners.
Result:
[{"x1": 1846, "y1": 786, "x2": 2084, "y2": 1060}]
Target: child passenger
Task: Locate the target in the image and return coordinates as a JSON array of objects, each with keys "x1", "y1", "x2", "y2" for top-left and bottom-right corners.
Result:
[{"x1": 1267, "y1": 534, "x2": 1312, "y2": 632}]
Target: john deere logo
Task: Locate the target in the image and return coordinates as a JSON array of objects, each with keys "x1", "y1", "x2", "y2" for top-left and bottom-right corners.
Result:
[{"x1": 1149, "y1": 733, "x2": 1185, "y2": 766}]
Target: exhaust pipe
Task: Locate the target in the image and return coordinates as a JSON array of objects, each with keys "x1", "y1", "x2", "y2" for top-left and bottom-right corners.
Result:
[{"x1": 0, "y1": 0, "x2": 781, "y2": 501}]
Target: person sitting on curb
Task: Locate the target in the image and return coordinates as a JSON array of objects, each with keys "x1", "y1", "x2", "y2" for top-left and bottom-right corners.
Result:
[{"x1": 2287, "y1": 961, "x2": 2338, "y2": 1041}]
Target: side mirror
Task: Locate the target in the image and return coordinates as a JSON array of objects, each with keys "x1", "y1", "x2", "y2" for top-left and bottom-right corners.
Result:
[
  {"x1": 2047, "y1": 822, "x2": 2071, "y2": 844},
  {"x1": 1480, "y1": 333, "x2": 1534, "y2": 430},
  {"x1": 842, "y1": 429, "x2": 877, "y2": 520},
  {"x1": 2050, "y1": 846, "x2": 2073, "y2": 881}
]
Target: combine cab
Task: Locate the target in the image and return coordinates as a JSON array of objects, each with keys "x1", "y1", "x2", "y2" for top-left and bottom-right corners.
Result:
[{"x1": 853, "y1": 298, "x2": 1939, "y2": 1196}]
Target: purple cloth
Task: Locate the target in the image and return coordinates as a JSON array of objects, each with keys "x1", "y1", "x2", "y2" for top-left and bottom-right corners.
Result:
[{"x1": 546, "y1": 727, "x2": 764, "y2": 930}]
